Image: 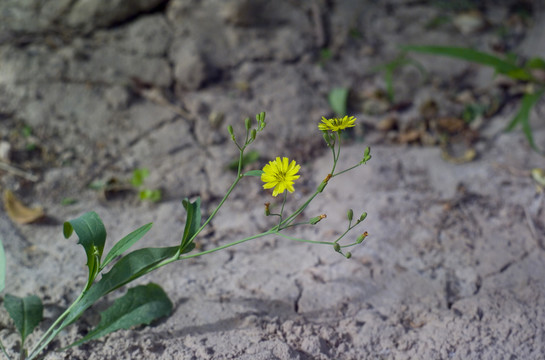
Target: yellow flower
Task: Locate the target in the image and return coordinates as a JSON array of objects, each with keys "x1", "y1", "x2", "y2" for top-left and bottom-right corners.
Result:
[
  {"x1": 318, "y1": 115, "x2": 356, "y2": 132},
  {"x1": 261, "y1": 157, "x2": 301, "y2": 197}
]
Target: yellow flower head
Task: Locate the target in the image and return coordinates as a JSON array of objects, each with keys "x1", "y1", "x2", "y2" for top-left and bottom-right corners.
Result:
[
  {"x1": 261, "y1": 157, "x2": 301, "y2": 197},
  {"x1": 318, "y1": 115, "x2": 356, "y2": 132}
]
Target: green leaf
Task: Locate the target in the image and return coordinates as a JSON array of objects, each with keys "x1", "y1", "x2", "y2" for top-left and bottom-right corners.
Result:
[
  {"x1": 243, "y1": 170, "x2": 264, "y2": 177},
  {"x1": 139, "y1": 189, "x2": 162, "y2": 202},
  {"x1": 4, "y1": 294, "x2": 43, "y2": 344},
  {"x1": 0, "y1": 235, "x2": 5, "y2": 293},
  {"x1": 181, "y1": 198, "x2": 201, "y2": 251},
  {"x1": 526, "y1": 57, "x2": 545, "y2": 70},
  {"x1": 403, "y1": 45, "x2": 521, "y2": 75},
  {"x1": 505, "y1": 89, "x2": 545, "y2": 152},
  {"x1": 102, "y1": 223, "x2": 153, "y2": 270},
  {"x1": 64, "y1": 212, "x2": 107, "y2": 289},
  {"x1": 64, "y1": 283, "x2": 172, "y2": 349},
  {"x1": 131, "y1": 168, "x2": 150, "y2": 188},
  {"x1": 58, "y1": 246, "x2": 179, "y2": 331},
  {"x1": 328, "y1": 87, "x2": 349, "y2": 117}
]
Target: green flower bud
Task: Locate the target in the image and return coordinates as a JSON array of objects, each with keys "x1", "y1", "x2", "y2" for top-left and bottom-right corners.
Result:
[
  {"x1": 333, "y1": 243, "x2": 340, "y2": 252},
  {"x1": 345, "y1": 252, "x2": 352, "y2": 259},
  {"x1": 356, "y1": 231, "x2": 368, "y2": 244},
  {"x1": 347, "y1": 209, "x2": 353, "y2": 222},
  {"x1": 310, "y1": 214, "x2": 327, "y2": 225},
  {"x1": 359, "y1": 212, "x2": 367, "y2": 222},
  {"x1": 245, "y1": 117, "x2": 252, "y2": 130},
  {"x1": 250, "y1": 129, "x2": 257, "y2": 141},
  {"x1": 264, "y1": 202, "x2": 271, "y2": 216},
  {"x1": 227, "y1": 125, "x2": 235, "y2": 139},
  {"x1": 361, "y1": 147, "x2": 372, "y2": 164}
]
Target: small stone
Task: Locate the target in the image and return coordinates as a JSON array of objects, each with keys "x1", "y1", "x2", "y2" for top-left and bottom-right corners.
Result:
[
  {"x1": 0, "y1": 141, "x2": 11, "y2": 161},
  {"x1": 453, "y1": 11, "x2": 485, "y2": 35}
]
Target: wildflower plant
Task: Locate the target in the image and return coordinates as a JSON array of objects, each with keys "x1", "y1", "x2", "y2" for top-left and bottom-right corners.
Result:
[{"x1": 0, "y1": 112, "x2": 371, "y2": 359}]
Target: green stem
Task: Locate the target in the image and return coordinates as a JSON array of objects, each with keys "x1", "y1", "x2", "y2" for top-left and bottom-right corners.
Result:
[
  {"x1": 27, "y1": 291, "x2": 87, "y2": 360},
  {"x1": 275, "y1": 232, "x2": 332, "y2": 245},
  {"x1": 0, "y1": 340, "x2": 11, "y2": 360},
  {"x1": 179, "y1": 231, "x2": 275, "y2": 260}
]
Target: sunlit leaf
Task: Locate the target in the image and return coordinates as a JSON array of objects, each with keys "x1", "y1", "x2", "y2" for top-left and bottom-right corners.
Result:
[
  {"x1": 130, "y1": 168, "x2": 150, "y2": 187},
  {"x1": 63, "y1": 283, "x2": 172, "y2": 349}
]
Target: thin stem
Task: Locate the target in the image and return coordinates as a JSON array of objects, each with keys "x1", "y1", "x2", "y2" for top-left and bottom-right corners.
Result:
[
  {"x1": 27, "y1": 290, "x2": 87, "y2": 360},
  {"x1": 0, "y1": 340, "x2": 11, "y2": 360},
  {"x1": 188, "y1": 147, "x2": 246, "y2": 246},
  {"x1": 275, "y1": 232, "x2": 332, "y2": 245},
  {"x1": 180, "y1": 231, "x2": 275, "y2": 260},
  {"x1": 332, "y1": 163, "x2": 361, "y2": 178},
  {"x1": 278, "y1": 191, "x2": 287, "y2": 227}
]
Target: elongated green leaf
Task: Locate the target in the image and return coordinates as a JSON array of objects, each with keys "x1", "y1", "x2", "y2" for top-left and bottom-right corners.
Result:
[
  {"x1": 102, "y1": 223, "x2": 153, "y2": 270},
  {"x1": 64, "y1": 212, "x2": 107, "y2": 288},
  {"x1": 64, "y1": 283, "x2": 172, "y2": 349},
  {"x1": 526, "y1": 57, "x2": 545, "y2": 70},
  {"x1": 328, "y1": 87, "x2": 349, "y2": 117},
  {"x1": 58, "y1": 246, "x2": 178, "y2": 331},
  {"x1": 180, "y1": 198, "x2": 201, "y2": 250},
  {"x1": 505, "y1": 89, "x2": 545, "y2": 152},
  {"x1": 403, "y1": 45, "x2": 521, "y2": 75},
  {"x1": 0, "y1": 235, "x2": 5, "y2": 293},
  {"x1": 243, "y1": 170, "x2": 264, "y2": 177},
  {"x1": 4, "y1": 294, "x2": 43, "y2": 344}
]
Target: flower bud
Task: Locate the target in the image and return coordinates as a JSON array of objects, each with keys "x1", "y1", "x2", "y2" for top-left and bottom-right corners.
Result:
[
  {"x1": 347, "y1": 209, "x2": 353, "y2": 222},
  {"x1": 356, "y1": 231, "x2": 368, "y2": 244},
  {"x1": 358, "y1": 212, "x2": 367, "y2": 222},
  {"x1": 310, "y1": 214, "x2": 327, "y2": 225},
  {"x1": 345, "y1": 252, "x2": 352, "y2": 259},
  {"x1": 264, "y1": 202, "x2": 271, "y2": 216},
  {"x1": 333, "y1": 243, "x2": 340, "y2": 252},
  {"x1": 244, "y1": 117, "x2": 252, "y2": 130},
  {"x1": 227, "y1": 125, "x2": 235, "y2": 140},
  {"x1": 361, "y1": 146, "x2": 372, "y2": 164},
  {"x1": 250, "y1": 129, "x2": 257, "y2": 142}
]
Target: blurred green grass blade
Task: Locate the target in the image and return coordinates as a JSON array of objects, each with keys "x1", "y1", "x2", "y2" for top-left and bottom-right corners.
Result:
[
  {"x1": 506, "y1": 89, "x2": 545, "y2": 152},
  {"x1": 0, "y1": 236, "x2": 4, "y2": 293},
  {"x1": 403, "y1": 45, "x2": 520, "y2": 75}
]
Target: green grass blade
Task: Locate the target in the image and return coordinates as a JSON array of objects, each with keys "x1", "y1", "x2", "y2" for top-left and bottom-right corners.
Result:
[
  {"x1": 403, "y1": 45, "x2": 520, "y2": 75},
  {"x1": 505, "y1": 89, "x2": 545, "y2": 152}
]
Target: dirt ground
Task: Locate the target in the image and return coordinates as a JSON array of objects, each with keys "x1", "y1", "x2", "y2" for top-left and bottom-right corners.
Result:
[{"x1": 1, "y1": 1, "x2": 545, "y2": 359}]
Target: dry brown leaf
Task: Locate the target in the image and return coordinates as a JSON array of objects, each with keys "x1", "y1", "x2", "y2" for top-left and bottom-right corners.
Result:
[{"x1": 3, "y1": 189, "x2": 44, "y2": 224}]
